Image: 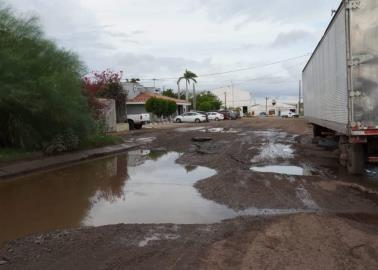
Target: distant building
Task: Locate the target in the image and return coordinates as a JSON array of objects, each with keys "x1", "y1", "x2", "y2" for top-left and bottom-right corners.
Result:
[
  {"x1": 211, "y1": 86, "x2": 252, "y2": 116},
  {"x1": 250, "y1": 102, "x2": 297, "y2": 116}
]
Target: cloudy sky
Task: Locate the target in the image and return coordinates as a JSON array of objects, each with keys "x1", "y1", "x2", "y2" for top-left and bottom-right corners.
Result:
[{"x1": 4, "y1": 0, "x2": 341, "y2": 103}]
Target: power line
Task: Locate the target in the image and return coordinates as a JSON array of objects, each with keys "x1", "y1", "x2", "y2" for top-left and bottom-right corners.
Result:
[{"x1": 137, "y1": 53, "x2": 310, "y2": 81}]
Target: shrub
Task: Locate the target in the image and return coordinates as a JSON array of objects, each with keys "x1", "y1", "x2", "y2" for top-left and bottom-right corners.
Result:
[
  {"x1": 145, "y1": 97, "x2": 177, "y2": 117},
  {"x1": 0, "y1": 7, "x2": 95, "y2": 150}
]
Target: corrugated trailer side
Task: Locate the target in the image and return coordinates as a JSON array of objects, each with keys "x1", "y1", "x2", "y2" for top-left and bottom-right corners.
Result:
[
  {"x1": 303, "y1": 0, "x2": 378, "y2": 174},
  {"x1": 303, "y1": 1, "x2": 349, "y2": 134}
]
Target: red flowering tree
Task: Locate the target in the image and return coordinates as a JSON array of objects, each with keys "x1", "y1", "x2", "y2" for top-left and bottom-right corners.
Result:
[{"x1": 82, "y1": 70, "x2": 127, "y2": 123}]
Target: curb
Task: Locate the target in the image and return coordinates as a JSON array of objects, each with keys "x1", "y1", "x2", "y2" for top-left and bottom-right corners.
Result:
[{"x1": 0, "y1": 143, "x2": 140, "y2": 180}]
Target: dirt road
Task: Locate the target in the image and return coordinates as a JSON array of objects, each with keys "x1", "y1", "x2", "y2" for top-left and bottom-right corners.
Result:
[{"x1": 1, "y1": 118, "x2": 377, "y2": 270}]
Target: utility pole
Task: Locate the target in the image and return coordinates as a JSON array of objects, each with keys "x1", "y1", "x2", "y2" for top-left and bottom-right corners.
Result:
[
  {"x1": 193, "y1": 83, "x2": 196, "y2": 111},
  {"x1": 231, "y1": 81, "x2": 235, "y2": 108},
  {"x1": 265, "y1": 96, "x2": 269, "y2": 114},
  {"x1": 152, "y1": 78, "x2": 157, "y2": 93},
  {"x1": 224, "y1": 92, "x2": 227, "y2": 109},
  {"x1": 298, "y1": 80, "x2": 302, "y2": 115}
]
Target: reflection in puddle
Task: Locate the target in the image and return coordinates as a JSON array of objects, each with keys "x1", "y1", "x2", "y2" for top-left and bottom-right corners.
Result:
[
  {"x1": 0, "y1": 151, "x2": 316, "y2": 243},
  {"x1": 365, "y1": 166, "x2": 378, "y2": 180},
  {"x1": 251, "y1": 143, "x2": 294, "y2": 162},
  {"x1": 175, "y1": 127, "x2": 205, "y2": 132},
  {"x1": 251, "y1": 165, "x2": 311, "y2": 176},
  {"x1": 200, "y1": 128, "x2": 239, "y2": 133}
]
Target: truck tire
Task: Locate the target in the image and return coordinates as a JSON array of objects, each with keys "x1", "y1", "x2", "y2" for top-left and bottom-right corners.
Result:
[
  {"x1": 338, "y1": 136, "x2": 348, "y2": 167},
  {"x1": 313, "y1": 125, "x2": 321, "y2": 137},
  {"x1": 134, "y1": 123, "x2": 142, "y2": 130},
  {"x1": 128, "y1": 120, "x2": 135, "y2": 130},
  {"x1": 347, "y1": 144, "x2": 365, "y2": 174}
]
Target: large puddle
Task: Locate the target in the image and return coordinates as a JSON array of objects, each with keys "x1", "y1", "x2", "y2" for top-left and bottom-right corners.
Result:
[{"x1": 0, "y1": 150, "x2": 315, "y2": 243}]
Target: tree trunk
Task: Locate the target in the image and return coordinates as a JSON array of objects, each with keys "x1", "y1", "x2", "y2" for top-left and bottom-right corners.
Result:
[
  {"x1": 185, "y1": 80, "x2": 189, "y2": 101},
  {"x1": 192, "y1": 83, "x2": 196, "y2": 111}
]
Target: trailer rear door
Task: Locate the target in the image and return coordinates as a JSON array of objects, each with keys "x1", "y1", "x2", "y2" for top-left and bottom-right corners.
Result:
[{"x1": 350, "y1": 0, "x2": 378, "y2": 130}]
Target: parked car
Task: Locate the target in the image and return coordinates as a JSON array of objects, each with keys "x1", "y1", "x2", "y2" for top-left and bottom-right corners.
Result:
[
  {"x1": 174, "y1": 112, "x2": 207, "y2": 123},
  {"x1": 194, "y1": 111, "x2": 209, "y2": 122},
  {"x1": 229, "y1": 111, "x2": 238, "y2": 120},
  {"x1": 127, "y1": 113, "x2": 150, "y2": 130},
  {"x1": 207, "y1": 112, "x2": 224, "y2": 121},
  {"x1": 259, "y1": 112, "x2": 267, "y2": 117},
  {"x1": 218, "y1": 110, "x2": 231, "y2": 120}
]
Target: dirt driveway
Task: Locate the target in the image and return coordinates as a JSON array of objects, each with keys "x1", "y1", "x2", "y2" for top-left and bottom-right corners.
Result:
[{"x1": 1, "y1": 118, "x2": 378, "y2": 270}]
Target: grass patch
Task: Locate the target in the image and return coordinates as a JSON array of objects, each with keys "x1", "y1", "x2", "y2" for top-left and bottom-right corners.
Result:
[
  {"x1": 0, "y1": 148, "x2": 37, "y2": 163},
  {"x1": 80, "y1": 134, "x2": 124, "y2": 149}
]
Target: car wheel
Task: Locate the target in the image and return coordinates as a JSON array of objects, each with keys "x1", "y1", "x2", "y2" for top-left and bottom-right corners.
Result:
[
  {"x1": 215, "y1": 117, "x2": 219, "y2": 121},
  {"x1": 195, "y1": 119, "x2": 200, "y2": 123},
  {"x1": 176, "y1": 118, "x2": 182, "y2": 123}
]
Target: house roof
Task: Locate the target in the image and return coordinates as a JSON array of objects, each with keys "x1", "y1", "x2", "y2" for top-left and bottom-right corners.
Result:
[{"x1": 126, "y1": 92, "x2": 191, "y2": 105}]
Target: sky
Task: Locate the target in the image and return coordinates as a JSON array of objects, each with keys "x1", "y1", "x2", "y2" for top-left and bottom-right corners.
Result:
[{"x1": 3, "y1": 0, "x2": 341, "y2": 103}]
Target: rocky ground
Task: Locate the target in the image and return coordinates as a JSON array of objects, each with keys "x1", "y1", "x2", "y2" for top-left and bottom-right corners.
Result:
[{"x1": 1, "y1": 118, "x2": 377, "y2": 270}]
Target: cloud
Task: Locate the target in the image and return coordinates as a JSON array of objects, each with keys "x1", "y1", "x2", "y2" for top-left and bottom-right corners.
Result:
[
  {"x1": 270, "y1": 30, "x2": 315, "y2": 47},
  {"x1": 3, "y1": 0, "x2": 338, "y2": 100}
]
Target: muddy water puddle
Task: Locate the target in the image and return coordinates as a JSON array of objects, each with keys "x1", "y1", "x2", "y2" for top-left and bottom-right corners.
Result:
[
  {"x1": 251, "y1": 165, "x2": 313, "y2": 176},
  {"x1": 175, "y1": 127, "x2": 240, "y2": 133},
  {"x1": 0, "y1": 150, "x2": 314, "y2": 243}
]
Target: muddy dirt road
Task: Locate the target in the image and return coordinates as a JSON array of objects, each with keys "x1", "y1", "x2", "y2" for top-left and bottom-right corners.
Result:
[{"x1": 1, "y1": 118, "x2": 378, "y2": 270}]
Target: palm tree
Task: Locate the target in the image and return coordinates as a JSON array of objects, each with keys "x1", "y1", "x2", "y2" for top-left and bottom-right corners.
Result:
[
  {"x1": 126, "y1": 78, "x2": 140, "y2": 83},
  {"x1": 177, "y1": 69, "x2": 197, "y2": 102}
]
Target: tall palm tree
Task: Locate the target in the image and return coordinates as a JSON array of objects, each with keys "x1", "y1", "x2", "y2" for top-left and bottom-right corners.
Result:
[{"x1": 177, "y1": 69, "x2": 197, "y2": 102}]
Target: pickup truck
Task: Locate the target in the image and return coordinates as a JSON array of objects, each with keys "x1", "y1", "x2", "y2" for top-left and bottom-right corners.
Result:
[
  {"x1": 127, "y1": 114, "x2": 150, "y2": 130},
  {"x1": 281, "y1": 110, "x2": 299, "y2": 118}
]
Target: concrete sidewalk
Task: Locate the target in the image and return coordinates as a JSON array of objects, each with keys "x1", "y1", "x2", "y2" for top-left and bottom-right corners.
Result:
[{"x1": 0, "y1": 143, "x2": 140, "y2": 179}]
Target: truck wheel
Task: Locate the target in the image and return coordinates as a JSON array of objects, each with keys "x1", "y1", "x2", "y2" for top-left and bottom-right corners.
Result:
[
  {"x1": 338, "y1": 136, "x2": 348, "y2": 167},
  {"x1": 313, "y1": 125, "x2": 321, "y2": 137},
  {"x1": 347, "y1": 144, "x2": 365, "y2": 174},
  {"x1": 128, "y1": 120, "x2": 135, "y2": 130},
  {"x1": 134, "y1": 123, "x2": 142, "y2": 130}
]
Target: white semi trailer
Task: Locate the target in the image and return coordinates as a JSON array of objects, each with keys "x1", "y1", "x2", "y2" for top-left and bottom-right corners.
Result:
[{"x1": 303, "y1": 0, "x2": 378, "y2": 174}]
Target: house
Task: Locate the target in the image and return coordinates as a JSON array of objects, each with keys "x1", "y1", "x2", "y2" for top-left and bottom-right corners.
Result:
[
  {"x1": 211, "y1": 86, "x2": 253, "y2": 116},
  {"x1": 250, "y1": 102, "x2": 297, "y2": 116},
  {"x1": 126, "y1": 92, "x2": 191, "y2": 116}
]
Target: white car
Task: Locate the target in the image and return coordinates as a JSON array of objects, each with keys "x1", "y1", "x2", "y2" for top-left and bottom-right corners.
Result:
[
  {"x1": 207, "y1": 112, "x2": 224, "y2": 121},
  {"x1": 174, "y1": 112, "x2": 207, "y2": 123}
]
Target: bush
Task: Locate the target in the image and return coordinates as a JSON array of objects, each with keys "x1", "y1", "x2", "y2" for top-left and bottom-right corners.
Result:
[
  {"x1": 145, "y1": 97, "x2": 177, "y2": 117},
  {"x1": 0, "y1": 7, "x2": 95, "y2": 150}
]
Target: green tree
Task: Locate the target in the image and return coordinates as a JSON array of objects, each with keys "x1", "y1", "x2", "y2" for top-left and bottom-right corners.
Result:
[
  {"x1": 0, "y1": 7, "x2": 94, "y2": 150},
  {"x1": 196, "y1": 91, "x2": 222, "y2": 112},
  {"x1": 177, "y1": 69, "x2": 197, "y2": 102},
  {"x1": 162, "y1": 88, "x2": 178, "y2": 99}
]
